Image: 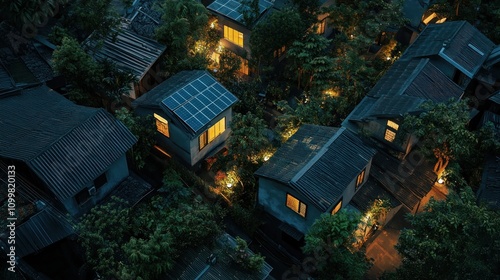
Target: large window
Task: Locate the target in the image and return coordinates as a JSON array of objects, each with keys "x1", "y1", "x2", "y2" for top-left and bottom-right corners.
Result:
[
  {"x1": 199, "y1": 117, "x2": 226, "y2": 150},
  {"x1": 331, "y1": 199, "x2": 342, "y2": 215},
  {"x1": 154, "y1": 113, "x2": 170, "y2": 138},
  {"x1": 384, "y1": 120, "x2": 399, "y2": 142},
  {"x1": 356, "y1": 168, "x2": 366, "y2": 190},
  {"x1": 224, "y1": 26, "x2": 243, "y2": 47},
  {"x1": 286, "y1": 193, "x2": 307, "y2": 217}
]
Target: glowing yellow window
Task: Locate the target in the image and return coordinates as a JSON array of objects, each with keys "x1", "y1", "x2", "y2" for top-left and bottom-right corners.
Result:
[
  {"x1": 224, "y1": 26, "x2": 243, "y2": 47},
  {"x1": 199, "y1": 117, "x2": 226, "y2": 150},
  {"x1": 356, "y1": 168, "x2": 366, "y2": 190},
  {"x1": 331, "y1": 199, "x2": 342, "y2": 215},
  {"x1": 286, "y1": 194, "x2": 307, "y2": 217},
  {"x1": 316, "y1": 18, "x2": 326, "y2": 34},
  {"x1": 154, "y1": 113, "x2": 169, "y2": 138},
  {"x1": 387, "y1": 120, "x2": 399, "y2": 130},
  {"x1": 384, "y1": 129, "x2": 396, "y2": 142},
  {"x1": 239, "y1": 58, "x2": 249, "y2": 75}
]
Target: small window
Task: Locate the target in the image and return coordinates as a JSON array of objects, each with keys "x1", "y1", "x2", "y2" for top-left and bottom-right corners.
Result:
[
  {"x1": 93, "y1": 173, "x2": 107, "y2": 189},
  {"x1": 239, "y1": 57, "x2": 249, "y2": 75},
  {"x1": 224, "y1": 26, "x2": 243, "y2": 47},
  {"x1": 286, "y1": 193, "x2": 307, "y2": 217},
  {"x1": 331, "y1": 199, "x2": 342, "y2": 215},
  {"x1": 384, "y1": 120, "x2": 398, "y2": 142},
  {"x1": 154, "y1": 113, "x2": 170, "y2": 138},
  {"x1": 356, "y1": 168, "x2": 366, "y2": 190},
  {"x1": 75, "y1": 189, "x2": 91, "y2": 206},
  {"x1": 316, "y1": 18, "x2": 326, "y2": 34},
  {"x1": 387, "y1": 120, "x2": 399, "y2": 130}
]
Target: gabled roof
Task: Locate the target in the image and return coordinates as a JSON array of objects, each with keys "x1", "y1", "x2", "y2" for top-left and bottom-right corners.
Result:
[
  {"x1": 16, "y1": 206, "x2": 74, "y2": 258},
  {"x1": 477, "y1": 156, "x2": 500, "y2": 210},
  {"x1": 0, "y1": 85, "x2": 137, "y2": 201},
  {"x1": 133, "y1": 70, "x2": 238, "y2": 134},
  {"x1": 207, "y1": 0, "x2": 274, "y2": 24},
  {"x1": 256, "y1": 125, "x2": 377, "y2": 212},
  {"x1": 403, "y1": 21, "x2": 495, "y2": 78},
  {"x1": 86, "y1": 24, "x2": 166, "y2": 80}
]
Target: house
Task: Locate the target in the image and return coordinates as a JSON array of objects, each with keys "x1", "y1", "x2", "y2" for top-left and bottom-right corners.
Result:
[
  {"x1": 132, "y1": 70, "x2": 238, "y2": 169},
  {"x1": 343, "y1": 57, "x2": 465, "y2": 156},
  {"x1": 255, "y1": 125, "x2": 377, "y2": 237},
  {"x1": 206, "y1": 0, "x2": 334, "y2": 74},
  {"x1": 168, "y1": 233, "x2": 273, "y2": 279},
  {"x1": 0, "y1": 85, "x2": 137, "y2": 217},
  {"x1": 85, "y1": 23, "x2": 166, "y2": 99}
]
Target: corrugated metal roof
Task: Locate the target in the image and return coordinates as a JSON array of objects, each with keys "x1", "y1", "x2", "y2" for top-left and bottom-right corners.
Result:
[
  {"x1": 87, "y1": 25, "x2": 165, "y2": 79},
  {"x1": 349, "y1": 178, "x2": 401, "y2": 212},
  {"x1": 0, "y1": 85, "x2": 137, "y2": 200},
  {"x1": 403, "y1": 21, "x2": 495, "y2": 77},
  {"x1": 478, "y1": 156, "x2": 500, "y2": 210},
  {"x1": 255, "y1": 124, "x2": 338, "y2": 184},
  {"x1": 16, "y1": 206, "x2": 74, "y2": 258},
  {"x1": 291, "y1": 128, "x2": 377, "y2": 211}
]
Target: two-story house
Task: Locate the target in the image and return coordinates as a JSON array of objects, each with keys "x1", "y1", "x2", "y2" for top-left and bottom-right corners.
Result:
[
  {"x1": 132, "y1": 70, "x2": 238, "y2": 169},
  {"x1": 0, "y1": 85, "x2": 137, "y2": 217},
  {"x1": 255, "y1": 125, "x2": 377, "y2": 239}
]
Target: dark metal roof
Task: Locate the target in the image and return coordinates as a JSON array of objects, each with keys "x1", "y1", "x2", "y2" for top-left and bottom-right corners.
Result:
[
  {"x1": 256, "y1": 125, "x2": 377, "y2": 212},
  {"x1": 369, "y1": 150, "x2": 436, "y2": 210},
  {"x1": 0, "y1": 85, "x2": 137, "y2": 200},
  {"x1": 489, "y1": 92, "x2": 500, "y2": 106},
  {"x1": 169, "y1": 233, "x2": 273, "y2": 279},
  {"x1": 349, "y1": 178, "x2": 401, "y2": 212},
  {"x1": 477, "y1": 156, "x2": 500, "y2": 210},
  {"x1": 344, "y1": 58, "x2": 463, "y2": 122},
  {"x1": 133, "y1": 70, "x2": 238, "y2": 134},
  {"x1": 87, "y1": 24, "x2": 165, "y2": 79},
  {"x1": 255, "y1": 124, "x2": 338, "y2": 184},
  {"x1": 403, "y1": 21, "x2": 495, "y2": 78},
  {"x1": 16, "y1": 207, "x2": 74, "y2": 258}
]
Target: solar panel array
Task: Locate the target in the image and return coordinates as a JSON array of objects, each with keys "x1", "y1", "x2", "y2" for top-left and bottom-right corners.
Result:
[
  {"x1": 208, "y1": 0, "x2": 274, "y2": 22},
  {"x1": 161, "y1": 73, "x2": 238, "y2": 133}
]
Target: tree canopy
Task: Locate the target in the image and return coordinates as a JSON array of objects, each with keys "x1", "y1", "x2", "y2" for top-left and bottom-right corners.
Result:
[
  {"x1": 303, "y1": 210, "x2": 371, "y2": 280},
  {"x1": 395, "y1": 187, "x2": 500, "y2": 279}
]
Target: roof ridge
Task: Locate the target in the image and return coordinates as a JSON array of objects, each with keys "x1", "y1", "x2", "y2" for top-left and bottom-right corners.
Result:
[
  {"x1": 290, "y1": 127, "x2": 344, "y2": 184},
  {"x1": 398, "y1": 58, "x2": 429, "y2": 96}
]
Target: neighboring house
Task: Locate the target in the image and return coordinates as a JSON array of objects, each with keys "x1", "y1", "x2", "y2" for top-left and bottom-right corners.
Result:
[
  {"x1": 0, "y1": 85, "x2": 137, "y2": 217},
  {"x1": 85, "y1": 23, "x2": 166, "y2": 99},
  {"x1": 168, "y1": 233, "x2": 273, "y2": 279},
  {"x1": 477, "y1": 156, "x2": 500, "y2": 210},
  {"x1": 132, "y1": 70, "x2": 238, "y2": 169},
  {"x1": 343, "y1": 57, "x2": 464, "y2": 156},
  {"x1": 206, "y1": 0, "x2": 334, "y2": 74},
  {"x1": 255, "y1": 125, "x2": 377, "y2": 237}
]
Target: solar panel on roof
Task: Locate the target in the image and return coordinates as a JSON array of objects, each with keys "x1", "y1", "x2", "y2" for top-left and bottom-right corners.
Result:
[
  {"x1": 191, "y1": 80, "x2": 206, "y2": 92},
  {"x1": 208, "y1": 0, "x2": 274, "y2": 22},
  {"x1": 199, "y1": 74, "x2": 215, "y2": 86}
]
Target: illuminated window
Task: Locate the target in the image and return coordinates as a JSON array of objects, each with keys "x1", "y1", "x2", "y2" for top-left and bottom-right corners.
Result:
[
  {"x1": 384, "y1": 120, "x2": 399, "y2": 142},
  {"x1": 240, "y1": 57, "x2": 249, "y2": 75},
  {"x1": 224, "y1": 26, "x2": 243, "y2": 47},
  {"x1": 154, "y1": 113, "x2": 170, "y2": 138},
  {"x1": 356, "y1": 168, "x2": 366, "y2": 190},
  {"x1": 317, "y1": 18, "x2": 326, "y2": 34},
  {"x1": 331, "y1": 199, "x2": 342, "y2": 215},
  {"x1": 199, "y1": 117, "x2": 226, "y2": 150},
  {"x1": 286, "y1": 193, "x2": 307, "y2": 217}
]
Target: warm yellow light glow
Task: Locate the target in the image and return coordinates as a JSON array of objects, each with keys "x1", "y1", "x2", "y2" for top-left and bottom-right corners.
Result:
[
  {"x1": 226, "y1": 183, "x2": 232, "y2": 188},
  {"x1": 324, "y1": 89, "x2": 339, "y2": 97},
  {"x1": 210, "y1": 21, "x2": 216, "y2": 29},
  {"x1": 386, "y1": 56, "x2": 391, "y2": 61},
  {"x1": 263, "y1": 155, "x2": 270, "y2": 161},
  {"x1": 437, "y1": 177, "x2": 445, "y2": 184}
]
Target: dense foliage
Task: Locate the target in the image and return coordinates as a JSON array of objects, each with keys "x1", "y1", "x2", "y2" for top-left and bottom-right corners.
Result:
[{"x1": 395, "y1": 187, "x2": 500, "y2": 279}]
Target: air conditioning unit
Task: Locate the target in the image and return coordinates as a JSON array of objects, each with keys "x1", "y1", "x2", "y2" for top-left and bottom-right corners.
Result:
[{"x1": 88, "y1": 186, "x2": 96, "y2": 196}]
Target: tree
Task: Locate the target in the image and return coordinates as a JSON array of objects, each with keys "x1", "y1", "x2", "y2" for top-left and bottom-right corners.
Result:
[
  {"x1": 303, "y1": 210, "x2": 371, "y2": 280},
  {"x1": 402, "y1": 100, "x2": 499, "y2": 187},
  {"x1": 115, "y1": 108, "x2": 156, "y2": 169},
  {"x1": 66, "y1": 0, "x2": 121, "y2": 40},
  {"x1": 395, "y1": 187, "x2": 500, "y2": 279},
  {"x1": 0, "y1": 0, "x2": 67, "y2": 33},
  {"x1": 213, "y1": 49, "x2": 242, "y2": 88},
  {"x1": 286, "y1": 32, "x2": 334, "y2": 91}
]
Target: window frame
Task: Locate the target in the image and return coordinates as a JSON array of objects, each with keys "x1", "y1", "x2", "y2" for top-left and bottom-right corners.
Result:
[
  {"x1": 199, "y1": 117, "x2": 226, "y2": 150},
  {"x1": 356, "y1": 168, "x2": 366, "y2": 190},
  {"x1": 154, "y1": 113, "x2": 170, "y2": 138},
  {"x1": 331, "y1": 199, "x2": 342, "y2": 215},
  {"x1": 223, "y1": 25, "x2": 243, "y2": 47},
  {"x1": 286, "y1": 193, "x2": 307, "y2": 218}
]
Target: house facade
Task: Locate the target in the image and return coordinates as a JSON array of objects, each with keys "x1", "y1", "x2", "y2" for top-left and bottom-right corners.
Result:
[
  {"x1": 0, "y1": 85, "x2": 137, "y2": 217},
  {"x1": 255, "y1": 125, "x2": 377, "y2": 236},
  {"x1": 132, "y1": 70, "x2": 238, "y2": 168}
]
